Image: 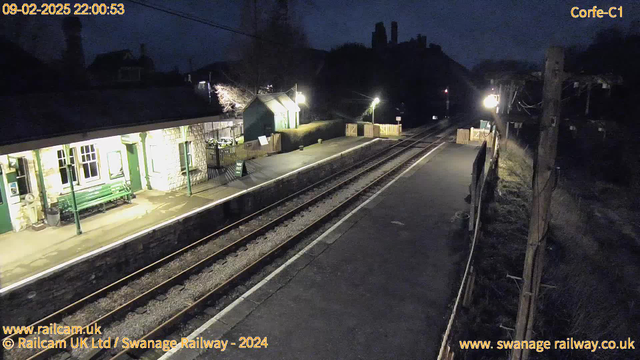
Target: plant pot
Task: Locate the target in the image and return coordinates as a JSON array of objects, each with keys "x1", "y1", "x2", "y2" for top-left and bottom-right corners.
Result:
[{"x1": 46, "y1": 207, "x2": 60, "y2": 227}]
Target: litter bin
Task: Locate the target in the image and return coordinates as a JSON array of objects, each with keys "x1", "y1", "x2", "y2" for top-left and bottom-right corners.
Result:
[{"x1": 46, "y1": 207, "x2": 60, "y2": 227}]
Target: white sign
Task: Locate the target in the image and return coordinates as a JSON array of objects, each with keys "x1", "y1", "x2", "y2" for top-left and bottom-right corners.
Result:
[
  {"x1": 395, "y1": 116, "x2": 401, "y2": 122},
  {"x1": 258, "y1": 135, "x2": 269, "y2": 146}
]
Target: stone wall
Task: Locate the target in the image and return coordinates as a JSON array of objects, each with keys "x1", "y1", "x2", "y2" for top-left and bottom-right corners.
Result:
[
  {"x1": 0, "y1": 139, "x2": 391, "y2": 327},
  {"x1": 146, "y1": 124, "x2": 207, "y2": 192}
]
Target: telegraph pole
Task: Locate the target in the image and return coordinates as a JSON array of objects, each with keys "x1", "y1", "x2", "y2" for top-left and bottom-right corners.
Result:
[{"x1": 511, "y1": 46, "x2": 564, "y2": 360}]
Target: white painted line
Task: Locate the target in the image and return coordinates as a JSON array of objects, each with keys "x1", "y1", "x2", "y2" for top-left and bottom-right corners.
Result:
[
  {"x1": 0, "y1": 139, "x2": 381, "y2": 295},
  {"x1": 159, "y1": 141, "x2": 447, "y2": 359}
]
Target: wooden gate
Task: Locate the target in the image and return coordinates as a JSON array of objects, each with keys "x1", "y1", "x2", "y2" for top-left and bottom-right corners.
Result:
[{"x1": 345, "y1": 123, "x2": 357, "y2": 137}]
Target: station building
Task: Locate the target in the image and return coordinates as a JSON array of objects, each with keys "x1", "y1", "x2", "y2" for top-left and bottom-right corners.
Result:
[
  {"x1": 242, "y1": 93, "x2": 300, "y2": 141},
  {"x1": 0, "y1": 86, "x2": 221, "y2": 234}
]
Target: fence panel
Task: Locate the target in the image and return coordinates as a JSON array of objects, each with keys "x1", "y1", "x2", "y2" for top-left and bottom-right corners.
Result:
[
  {"x1": 345, "y1": 124, "x2": 358, "y2": 137},
  {"x1": 206, "y1": 134, "x2": 281, "y2": 177},
  {"x1": 456, "y1": 129, "x2": 470, "y2": 144},
  {"x1": 378, "y1": 124, "x2": 402, "y2": 136}
]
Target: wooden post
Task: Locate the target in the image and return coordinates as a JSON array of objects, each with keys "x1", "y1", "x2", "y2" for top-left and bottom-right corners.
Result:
[
  {"x1": 511, "y1": 47, "x2": 564, "y2": 360},
  {"x1": 505, "y1": 122, "x2": 510, "y2": 150},
  {"x1": 469, "y1": 165, "x2": 476, "y2": 233},
  {"x1": 34, "y1": 149, "x2": 48, "y2": 212},
  {"x1": 462, "y1": 266, "x2": 476, "y2": 307},
  {"x1": 585, "y1": 82, "x2": 591, "y2": 116}
]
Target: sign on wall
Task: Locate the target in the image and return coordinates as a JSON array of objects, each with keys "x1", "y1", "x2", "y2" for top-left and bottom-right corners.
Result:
[{"x1": 8, "y1": 182, "x2": 19, "y2": 197}]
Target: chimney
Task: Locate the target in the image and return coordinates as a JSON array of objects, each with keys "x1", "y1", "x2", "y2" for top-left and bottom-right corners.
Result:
[
  {"x1": 140, "y1": 43, "x2": 146, "y2": 57},
  {"x1": 372, "y1": 22, "x2": 387, "y2": 50},
  {"x1": 62, "y1": 16, "x2": 85, "y2": 69},
  {"x1": 391, "y1": 21, "x2": 398, "y2": 45}
]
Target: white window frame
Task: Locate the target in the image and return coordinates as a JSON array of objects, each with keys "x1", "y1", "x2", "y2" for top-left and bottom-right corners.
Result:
[
  {"x1": 57, "y1": 148, "x2": 79, "y2": 187},
  {"x1": 15, "y1": 157, "x2": 31, "y2": 196},
  {"x1": 107, "y1": 150, "x2": 124, "y2": 180},
  {"x1": 80, "y1": 144, "x2": 100, "y2": 181}
]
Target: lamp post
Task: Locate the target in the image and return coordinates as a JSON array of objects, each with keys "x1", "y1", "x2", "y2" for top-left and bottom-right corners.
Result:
[
  {"x1": 371, "y1": 97, "x2": 380, "y2": 124},
  {"x1": 444, "y1": 87, "x2": 450, "y2": 118},
  {"x1": 483, "y1": 94, "x2": 499, "y2": 110},
  {"x1": 64, "y1": 144, "x2": 82, "y2": 235}
]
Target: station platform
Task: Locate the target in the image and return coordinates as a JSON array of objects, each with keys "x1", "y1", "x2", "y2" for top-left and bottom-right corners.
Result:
[
  {"x1": 0, "y1": 136, "x2": 380, "y2": 289},
  {"x1": 168, "y1": 143, "x2": 479, "y2": 360}
]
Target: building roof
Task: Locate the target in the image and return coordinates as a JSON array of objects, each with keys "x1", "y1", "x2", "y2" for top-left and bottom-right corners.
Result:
[
  {"x1": 88, "y1": 50, "x2": 140, "y2": 72},
  {"x1": 0, "y1": 86, "x2": 221, "y2": 152},
  {"x1": 0, "y1": 37, "x2": 60, "y2": 95},
  {"x1": 247, "y1": 92, "x2": 300, "y2": 114}
]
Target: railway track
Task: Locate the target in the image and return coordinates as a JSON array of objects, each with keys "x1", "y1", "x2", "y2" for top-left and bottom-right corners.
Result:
[{"x1": 4, "y1": 118, "x2": 465, "y2": 360}]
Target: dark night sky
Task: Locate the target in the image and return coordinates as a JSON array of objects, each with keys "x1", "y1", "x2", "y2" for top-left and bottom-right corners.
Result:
[{"x1": 6, "y1": 0, "x2": 640, "y2": 72}]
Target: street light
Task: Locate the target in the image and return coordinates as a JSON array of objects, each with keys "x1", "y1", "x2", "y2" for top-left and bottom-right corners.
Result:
[
  {"x1": 371, "y1": 97, "x2": 380, "y2": 124},
  {"x1": 444, "y1": 87, "x2": 450, "y2": 118},
  {"x1": 483, "y1": 94, "x2": 499, "y2": 109}
]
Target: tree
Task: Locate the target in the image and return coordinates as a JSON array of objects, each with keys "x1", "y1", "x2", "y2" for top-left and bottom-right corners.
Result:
[
  {"x1": 230, "y1": 0, "x2": 309, "y2": 93},
  {"x1": 213, "y1": 83, "x2": 254, "y2": 115}
]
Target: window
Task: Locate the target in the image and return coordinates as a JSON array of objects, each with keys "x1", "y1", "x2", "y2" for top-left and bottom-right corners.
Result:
[
  {"x1": 15, "y1": 157, "x2": 31, "y2": 195},
  {"x1": 80, "y1": 144, "x2": 100, "y2": 180},
  {"x1": 57, "y1": 148, "x2": 78, "y2": 186},
  {"x1": 178, "y1": 142, "x2": 193, "y2": 172},
  {"x1": 107, "y1": 151, "x2": 124, "y2": 180}
]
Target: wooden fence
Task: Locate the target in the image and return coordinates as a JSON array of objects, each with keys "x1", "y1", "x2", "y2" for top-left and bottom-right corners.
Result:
[
  {"x1": 364, "y1": 124, "x2": 380, "y2": 138},
  {"x1": 378, "y1": 124, "x2": 402, "y2": 136},
  {"x1": 206, "y1": 134, "x2": 281, "y2": 171},
  {"x1": 438, "y1": 127, "x2": 500, "y2": 360},
  {"x1": 456, "y1": 127, "x2": 495, "y2": 145},
  {"x1": 345, "y1": 123, "x2": 357, "y2": 137},
  {"x1": 456, "y1": 129, "x2": 470, "y2": 144}
]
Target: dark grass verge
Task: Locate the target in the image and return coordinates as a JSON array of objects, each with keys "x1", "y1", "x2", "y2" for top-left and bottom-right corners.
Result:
[{"x1": 450, "y1": 140, "x2": 640, "y2": 359}]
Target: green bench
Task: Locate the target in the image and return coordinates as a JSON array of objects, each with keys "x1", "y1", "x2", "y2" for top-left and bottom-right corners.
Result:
[{"x1": 58, "y1": 180, "x2": 133, "y2": 217}]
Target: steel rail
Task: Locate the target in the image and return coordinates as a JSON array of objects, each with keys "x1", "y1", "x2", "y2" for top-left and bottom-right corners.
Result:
[
  {"x1": 110, "y1": 123, "x2": 462, "y2": 360},
  {"x1": 18, "y1": 122, "x2": 457, "y2": 360},
  {"x1": 3, "y1": 122, "x2": 438, "y2": 345}
]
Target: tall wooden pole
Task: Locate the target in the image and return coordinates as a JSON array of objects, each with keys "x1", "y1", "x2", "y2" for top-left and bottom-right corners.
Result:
[{"x1": 511, "y1": 46, "x2": 564, "y2": 360}]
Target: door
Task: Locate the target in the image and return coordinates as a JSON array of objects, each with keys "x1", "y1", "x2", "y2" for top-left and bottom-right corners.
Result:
[
  {"x1": 0, "y1": 167, "x2": 13, "y2": 233},
  {"x1": 125, "y1": 144, "x2": 142, "y2": 192}
]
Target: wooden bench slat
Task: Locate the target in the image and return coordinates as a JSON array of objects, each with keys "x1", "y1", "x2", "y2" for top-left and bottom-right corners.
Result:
[{"x1": 57, "y1": 180, "x2": 132, "y2": 214}]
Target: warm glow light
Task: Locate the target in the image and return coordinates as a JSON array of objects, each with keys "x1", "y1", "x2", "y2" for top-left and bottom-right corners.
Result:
[
  {"x1": 372, "y1": 97, "x2": 380, "y2": 106},
  {"x1": 483, "y1": 94, "x2": 499, "y2": 109},
  {"x1": 296, "y1": 93, "x2": 306, "y2": 104}
]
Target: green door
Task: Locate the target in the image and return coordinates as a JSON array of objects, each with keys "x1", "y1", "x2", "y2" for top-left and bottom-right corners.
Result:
[
  {"x1": 0, "y1": 168, "x2": 13, "y2": 233},
  {"x1": 125, "y1": 144, "x2": 142, "y2": 192}
]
